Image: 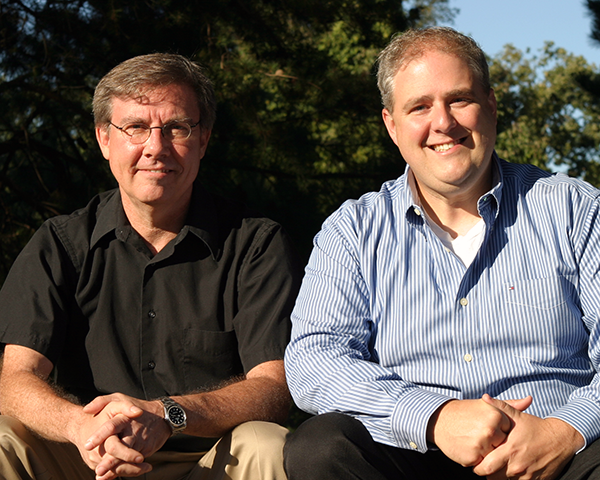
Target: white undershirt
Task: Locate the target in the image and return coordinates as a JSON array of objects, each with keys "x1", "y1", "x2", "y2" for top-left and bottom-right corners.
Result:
[
  {"x1": 426, "y1": 216, "x2": 485, "y2": 267},
  {"x1": 408, "y1": 171, "x2": 487, "y2": 267}
]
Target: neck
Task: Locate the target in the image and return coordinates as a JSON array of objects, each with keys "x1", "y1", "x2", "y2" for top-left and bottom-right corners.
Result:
[
  {"x1": 415, "y1": 176, "x2": 491, "y2": 239},
  {"x1": 420, "y1": 196, "x2": 482, "y2": 238},
  {"x1": 121, "y1": 194, "x2": 190, "y2": 255}
]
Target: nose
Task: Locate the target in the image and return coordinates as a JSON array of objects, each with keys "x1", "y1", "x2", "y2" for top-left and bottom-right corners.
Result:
[
  {"x1": 144, "y1": 126, "x2": 170, "y2": 154},
  {"x1": 432, "y1": 104, "x2": 457, "y2": 133}
]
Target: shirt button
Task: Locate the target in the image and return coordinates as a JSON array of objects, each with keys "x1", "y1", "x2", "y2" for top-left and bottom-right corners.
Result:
[
  {"x1": 459, "y1": 298, "x2": 468, "y2": 307},
  {"x1": 409, "y1": 441, "x2": 418, "y2": 450},
  {"x1": 148, "y1": 361, "x2": 156, "y2": 369},
  {"x1": 414, "y1": 207, "x2": 422, "y2": 216},
  {"x1": 148, "y1": 310, "x2": 156, "y2": 319},
  {"x1": 464, "y1": 354, "x2": 473, "y2": 363}
]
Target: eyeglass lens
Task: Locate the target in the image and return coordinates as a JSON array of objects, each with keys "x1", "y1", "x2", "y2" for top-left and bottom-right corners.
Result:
[{"x1": 122, "y1": 123, "x2": 193, "y2": 143}]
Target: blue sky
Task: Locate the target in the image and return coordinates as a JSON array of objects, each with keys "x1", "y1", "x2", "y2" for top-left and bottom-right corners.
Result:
[{"x1": 438, "y1": 0, "x2": 600, "y2": 64}]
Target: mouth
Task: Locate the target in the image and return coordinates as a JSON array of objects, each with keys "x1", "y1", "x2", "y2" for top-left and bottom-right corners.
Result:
[
  {"x1": 429, "y1": 137, "x2": 467, "y2": 152},
  {"x1": 136, "y1": 168, "x2": 173, "y2": 174}
]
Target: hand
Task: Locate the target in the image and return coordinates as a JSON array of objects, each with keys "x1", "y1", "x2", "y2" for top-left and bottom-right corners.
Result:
[
  {"x1": 427, "y1": 395, "x2": 532, "y2": 467},
  {"x1": 83, "y1": 393, "x2": 172, "y2": 479},
  {"x1": 473, "y1": 394, "x2": 584, "y2": 480},
  {"x1": 72, "y1": 400, "x2": 150, "y2": 480}
]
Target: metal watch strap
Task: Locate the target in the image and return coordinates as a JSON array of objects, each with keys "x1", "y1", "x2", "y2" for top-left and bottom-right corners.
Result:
[{"x1": 159, "y1": 396, "x2": 187, "y2": 435}]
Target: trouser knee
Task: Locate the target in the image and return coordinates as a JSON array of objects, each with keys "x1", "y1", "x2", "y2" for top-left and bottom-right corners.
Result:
[
  {"x1": 284, "y1": 412, "x2": 371, "y2": 475},
  {"x1": 0, "y1": 415, "x2": 32, "y2": 455},
  {"x1": 230, "y1": 420, "x2": 288, "y2": 457}
]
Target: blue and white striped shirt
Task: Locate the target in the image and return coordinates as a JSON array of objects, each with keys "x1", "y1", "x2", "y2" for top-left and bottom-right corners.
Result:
[{"x1": 285, "y1": 155, "x2": 600, "y2": 453}]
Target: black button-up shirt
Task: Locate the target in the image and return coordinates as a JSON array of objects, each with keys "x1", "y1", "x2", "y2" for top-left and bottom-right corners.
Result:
[{"x1": 0, "y1": 183, "x2": 300, "y2": 409}]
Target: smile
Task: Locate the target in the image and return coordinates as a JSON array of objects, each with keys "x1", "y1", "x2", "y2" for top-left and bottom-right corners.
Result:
[
  {"x1": 429, "y1": 137, "x2": 466, "y2": 152},
  {"x1": 139, "y1": 169, "x2": 172, "y2": 174}
]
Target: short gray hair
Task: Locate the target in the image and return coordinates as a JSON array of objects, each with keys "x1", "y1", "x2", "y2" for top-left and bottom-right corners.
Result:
[
  {"x1": 93, "y1": 53, "x2": 216, "y2": 132},
  {"x1": 376, "y1": 27, "x2": 490, "y2": 112}
]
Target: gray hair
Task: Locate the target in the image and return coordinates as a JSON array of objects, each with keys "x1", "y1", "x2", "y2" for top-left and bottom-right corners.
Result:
[
  {"x1": 376, "y1": 27, "x2": 490, "y2": 112},
  {"x1": 93, "y1": 53, "x2": 216, "y2": 132}
]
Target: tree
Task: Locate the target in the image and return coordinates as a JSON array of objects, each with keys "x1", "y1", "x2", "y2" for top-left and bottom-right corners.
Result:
[
  {"x1": 491, "y1": 42, "x2": 600, "y2": 184},
  {"x1": 0, "y1": 0, "x2": 455, "y2": 281}
]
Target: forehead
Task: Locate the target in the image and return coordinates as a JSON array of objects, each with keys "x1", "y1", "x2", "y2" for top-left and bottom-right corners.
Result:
[
  {"x1": 397, "y1": 51, "x2": 473, "y2": 89},
  {"x1": 110, "y1": 84, "x2": 199, "y2": 120},
  {"x1": 392, "y1": 51, "x2": 482, "y2": 105}
]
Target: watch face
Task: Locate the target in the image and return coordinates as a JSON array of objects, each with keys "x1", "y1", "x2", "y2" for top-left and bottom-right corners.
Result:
[{"x1": 168, "y1": 406, "x2": 186, "y2": 426}]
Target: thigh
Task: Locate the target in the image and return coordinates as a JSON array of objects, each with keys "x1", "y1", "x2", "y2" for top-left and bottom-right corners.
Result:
[
  {"x1": 186, "y1": 421, "x2": 287, "y2": 480},
  {"x1": 0, "y1": 415, "x2": 94, "y2": 480},
  {"x1": 558, "y1": 437, "x2": 600, "y2": 480},
  {"x1": 284, "y1": 412, "x2": 479, "y2": 480}
]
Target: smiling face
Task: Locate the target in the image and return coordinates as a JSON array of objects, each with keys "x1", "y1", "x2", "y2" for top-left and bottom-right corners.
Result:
[
  {"x1": 382, "y1": 50, "x2": 497, "y2": 206},
  {"x1": 96, "y1": 83, "x2": 211, "y2": 217}
]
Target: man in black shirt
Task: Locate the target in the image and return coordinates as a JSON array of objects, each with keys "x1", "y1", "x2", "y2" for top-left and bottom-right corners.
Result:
[{"x1": 0, "y1": 53, "x2": 300, "y2": 480}]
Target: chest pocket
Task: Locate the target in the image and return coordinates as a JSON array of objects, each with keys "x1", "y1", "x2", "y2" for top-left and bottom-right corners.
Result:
[
  {"x1": 500, "y1": 275, "x2": 582, "y2": 355},
  {"x1": 179, "y1": 328, "x2": 243, "y2": 392}
]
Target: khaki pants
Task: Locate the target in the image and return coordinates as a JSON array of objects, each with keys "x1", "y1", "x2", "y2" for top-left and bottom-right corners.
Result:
[{"x1": 0, "y1": 415, "x2": 288, "y2": 480}]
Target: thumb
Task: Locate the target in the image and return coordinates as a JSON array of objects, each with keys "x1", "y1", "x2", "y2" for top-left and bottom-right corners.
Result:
[
  {"x1": 83, "y1": 395, "x2": 142, "y2": 418},
  {"x1": 481, "y1": 393, "x2": 529, "y2": 417},
  {"x1": 504, "y1": 395, "x2": 532, "y2": 412}
]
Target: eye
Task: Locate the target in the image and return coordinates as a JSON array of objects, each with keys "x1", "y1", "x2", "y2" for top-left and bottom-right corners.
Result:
[
  {"x1": 450, "y1": 97, "x2": 472, "y2": 106},
  {"x1": 123, "y1": 123, "x2": 149, "y2": 135},
  {"x1": 165, "y1": 122, "x2": 192, "y2": 138},
  {"x1": 409, "y1": 104, "x2": 429, "y2": 114}
]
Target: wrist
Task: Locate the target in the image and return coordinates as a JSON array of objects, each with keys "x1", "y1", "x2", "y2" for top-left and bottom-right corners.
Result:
[
  {"x1": 66, "y1": 405, "x2": 92, "y2": 445},
  {"x1": 426, "y1": 399, "x2": 455, "y2": 444},
  {"x1": 545, "y1": 417, "x2": 585, "y2": 454},
  {"x1": 159, "y1": 397, "x2": 187, "y2": 435}
]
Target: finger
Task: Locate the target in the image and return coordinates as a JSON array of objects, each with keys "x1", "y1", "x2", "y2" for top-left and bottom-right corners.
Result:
[
  {"x1": 481, "y1": 394, "x2": 518, "y2": 417},
  {"x1": 95, "y1": 455, "x2": 123, "y2": 479},
  {"x1": 94, "y1": 450, "x2": 150, "y2": 478},
  {"x1": 84, "y1": 395, "x2": 119, "y2": 414},
  {"x1": 96, "y1": 460, "x2": 152, "y2": 480},
  {"x1": 85, "y1": 414, "x2": 134, "y2": 451},
  {"x1": 480, "y1": 395, "x2": 515, "y2": 435},
  {"x1": 102, "y1": 435, "x2": 144, "y2": 464},
  {"x1": 473, "y1": 446, "x2": 509, "y2": 478},
  {"x1": 84, "y1": 397, "x2": 143, "y2": 419},
  {"x1": 504, "y1": 395, "x2": 532, "y2": 413}
]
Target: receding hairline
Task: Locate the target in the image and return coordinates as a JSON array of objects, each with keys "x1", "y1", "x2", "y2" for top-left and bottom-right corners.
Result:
[
  {"x1": 376, "y1": 27, "x2": 490, "y2": 112},
  {"x1": 92, "y1": 53, "x2": 216, "y2": 131}
]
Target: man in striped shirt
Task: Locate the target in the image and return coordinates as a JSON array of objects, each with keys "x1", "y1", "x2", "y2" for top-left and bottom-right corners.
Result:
[{"x1": 284, "y1": 27, "x2": 600, "y2": 480}]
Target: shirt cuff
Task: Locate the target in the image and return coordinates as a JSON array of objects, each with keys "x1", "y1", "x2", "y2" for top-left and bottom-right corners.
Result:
[
  {"x1": 546, "y1": 398, "x2": 600, "y2": 452},
  {"x1": 390, "y1": 388, "x2": 453, "y2": 453}
]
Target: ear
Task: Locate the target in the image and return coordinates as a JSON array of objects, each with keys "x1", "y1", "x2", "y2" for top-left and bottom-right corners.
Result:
[
  {"x1": 95, "y1": 125, "x2": 111, "y2": 160},
  {"x1": 488, "y1": 89, "x2": 498, "y2": 123},
  {"x1": 382, "y1": 108, "x2": 399, "y2": 147},
  {"x1": 197, "y1": 129, "x2": 212, "y2": 159}
]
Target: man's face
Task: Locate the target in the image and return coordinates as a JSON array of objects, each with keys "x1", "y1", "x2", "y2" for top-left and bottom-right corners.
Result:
[
  {"x1": 96, "y1": 84, "x2": 211, "y2": 213},
  {"x1": 382, "y1": 50, "x2": 497, "y2": 203}
]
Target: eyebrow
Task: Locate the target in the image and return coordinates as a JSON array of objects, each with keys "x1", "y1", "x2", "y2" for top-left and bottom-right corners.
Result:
[
  {"x1": 401, "y1": 88, "x2": 478, "y2": 112},
  {"x1": 117, "y1": 116, "x2": 195, "y2": 125}
]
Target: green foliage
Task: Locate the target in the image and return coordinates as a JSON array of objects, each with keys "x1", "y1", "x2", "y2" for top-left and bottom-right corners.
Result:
[
  {"x1": 0, "y1": 0, "x2": 457, "y2": 281},
  {"x1": 491, "y1": 43, "x2": 600, "y2": 185}
]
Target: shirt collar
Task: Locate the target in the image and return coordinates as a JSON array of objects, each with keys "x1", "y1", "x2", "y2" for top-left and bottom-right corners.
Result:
[
  {"x1": 89, "y1": 183, "x2": 221, "y2": 258},
  {"x1": 180, "y1": 183, "x2": 220, "y2": 258},
  {"x1": 401, "y1": 151, "x2": 504, "y2": 222}
]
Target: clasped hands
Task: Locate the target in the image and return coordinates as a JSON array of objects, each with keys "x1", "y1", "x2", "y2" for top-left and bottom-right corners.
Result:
[
  {"x1": 430, "y1": 394, "x2": 584, "y2": 480},
  {"x1": 75, "y1": 393, "x2": 172, "y2": 480}
]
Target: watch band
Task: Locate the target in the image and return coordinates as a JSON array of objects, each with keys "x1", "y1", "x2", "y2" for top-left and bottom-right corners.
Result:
[{"x1": 159, "y1": 396, "x2": 187, "y2": 435}]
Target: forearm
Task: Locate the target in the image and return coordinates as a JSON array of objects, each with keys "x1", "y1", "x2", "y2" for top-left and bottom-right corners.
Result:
[
  {"x1": 0, "y1": 364, "x2": 85, "y2": 444},
  {"x1": 175, "y1": 373, "x2": 291, "y2": 438}
]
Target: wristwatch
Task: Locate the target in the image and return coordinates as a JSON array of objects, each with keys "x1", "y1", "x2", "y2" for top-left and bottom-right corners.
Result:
[{"x1": 159, "y1": 397, "x2": 187, "y2": 435}]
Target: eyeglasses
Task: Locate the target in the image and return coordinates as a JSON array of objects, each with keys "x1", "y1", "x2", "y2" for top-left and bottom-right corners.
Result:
[{"x1": 109, "y1": 120, "x2": 200, "y2": 144}]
